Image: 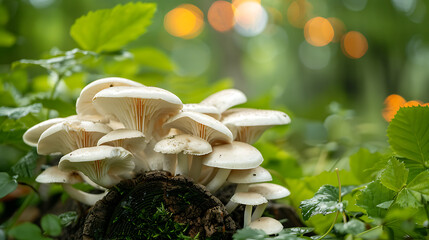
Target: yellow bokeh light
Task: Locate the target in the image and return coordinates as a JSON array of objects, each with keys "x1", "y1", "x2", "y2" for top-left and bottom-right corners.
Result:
[
  {"x1": 232, "y1": 0, "x2": 261, "y2": 8},
  {"x1": 208, "y1": 1, "x2": 235, "y2": 32},
  {"x1": 341, "y1": 31, "x2": 368, "y2": 59},
  {"x1": 287, "y1": 0, "x2": 312, "y2": 28},
  {"x1": 164, "y1": 4, "x2": 204, "y2": 39},
  {"x1": 304, "y1": 17, "x2": 334, "y2": 47}
]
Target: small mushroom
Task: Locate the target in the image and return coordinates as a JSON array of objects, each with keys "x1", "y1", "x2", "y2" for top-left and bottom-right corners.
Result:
[
  {"x1": 202, "y1": 141, "x2": 263, "y2": 193},
  {"x1": 58, "y1": 146, "x2": 135, "y2": 188},
  {"x1": 248, "y1": 217, "x2": 283, "y2": 235},
  {"x1": 248, "y1": 183, "x2": 290, "y2": 220},
  {"x1": 229, "y1": 192, "x2": 267, "y2": 227},
  {"x1": 221, "y1": 108, "x2": 291, "y2": 144},
  {"x1": 36, "y1": 166, "x2": 107, "y2": 206},
  {"x1": 37, "y1": 120, "x2": 112, "y2": 155},
  {"x1": 76, "y1": 77, "x2": 144, "y2": 117},
  {"x1": 182, "y1": 104, "x2": 221, "y2": 119},
  {"x1": 225, "y1": 166, "x2": 272, "y2": 213},
  {"x1": 23, "y1": 118, "x2": 67, "y2": 147},
  {"x1": 163, "y1": 111, "x2": 233, "y2": 145},
  {"x1": 199, "y1": 89, "x2": 247, "y2": 113}
]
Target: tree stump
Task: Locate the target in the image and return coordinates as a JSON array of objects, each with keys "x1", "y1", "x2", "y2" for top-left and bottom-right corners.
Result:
[{"x1": 82, "y1": 171, "x2": 236, "y2": 239}]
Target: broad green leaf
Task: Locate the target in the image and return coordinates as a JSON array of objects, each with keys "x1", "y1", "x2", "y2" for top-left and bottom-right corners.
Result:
[
  {"x1": 0, "y1": 29, "x2": 15, "y2": 47},
  {"x1": 70, "y1": 2, "x2": 156, "y2": 53},
  {"x1": 58, "y1": 211, "x2": 78, "y2": 227},
  {"x1": 407, "y1": 170, "x2": 429, "y2": 195},
  {"x1": 233, "y1": 228, "x2": 267, "y2": 240},
  {"x1": 396, "y1": 188, "x2": 423, "y2": 208},
  {"x1": 376, "y1": 200, "x2": 393, "y2": 209},
  {"x1": 8, "y1": 222, "x2": 50, "y2": 240},
  {"x1": 380, "y1": 158, "x2": 408, "y2": 192},
  {"x1": 0, "y1": 129, "x2": 27, "y2": 145},
  {"x1": 387, "y1": 106, "x2": 429, "y2": 166},
  {"x1": 0, "y1": 104, "x2": 42, "y2": 120},
  {"x1": 41, "y1": 214, "x2": 62, "y2": 237},
  {"x1": 334, "y1": 219, "x2": 365, "y2": 235},
  {"x1": 356, "y1": 180, "x2": 396, "y2": 219},
  {"x1": 130, "y1": 47, "x2": 174, "y2": 72},
  {"x1": 349, "y1": 148, "x2": 387, "y2": 183},
  {"x1": 32, "y1": 98, "x2": 75, "y2": 117},
  {"x1": 282, "y1": 227, "x2": 314, "y2": 235},
  {"x1": 0, "y1": 172, "x2": 17, "y2": 198},
  {"x1": 300, "y1": 185, "x2": 347, "y2": 221},
  {"x1": 401, "y1": 157, "x2": 427, "y2": 182},
  {"x1": 11, "y1": 150, "x2": 38, "y2": 180}
]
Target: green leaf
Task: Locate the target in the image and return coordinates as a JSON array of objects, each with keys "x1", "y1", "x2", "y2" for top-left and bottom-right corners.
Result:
[
  {"x1": 387, "y1": 106, "x2": 429, "y2": 166},
  {"x1": 282, "y1": 227, "x2": 314, "y2": 235},
  {"x1": 70, "y1": 2, "x2": 156, "y2": 53},
  {"x1": 396, "y1": 188, "x2": 423, "y2": 208},
  {"x1": 58, "y1": 211, "x2": 78, "y2": 227},
  {"x1": 401, "y1": 157, "x2": 427, "y2": 182},
  {"x1": 376, "y1": 200, "x2": 394, "y2": 209},
  {"x1": 11, "y1": 150, "x2": 38, "y2": 180},
  {"x1": 0, "y1": 172, "x2": 17, "y2": 198},
  {"x1": 0, "y1": 104, "x2": 42, "y2": 120},
  {"x1": 130, "y1": 47, "x2": 174, "y2": 72},
  {"x1": 233, "y1": 228, "x2": 267, "y2": 240},
  {"x1": 356, "y1": 180, "x2": 396, "y2": 219},
  {"x1": 349, "y1": 148, "x2": 388, "y2": 184},
  {"x1": 300, "y1": 185, "x2": 347, "y2": 221},
  {"x1": 41, "y1": 214, "x2": 62, "y2": 237},
  {"x1": 407, "y1": 170, "x2": 429, "y2": 195},
  {"x1": 380, "y1": 158, "x2": 408, "y2": 192},
  {"x1": 0, "y1": 29, "x2": 16, "y2": 47},
  {"x1": 32, "y1": 97, "x2": 75, "y2": 117},
  {"x1": 334, "y1": 219, "x2": 365, "y2": 235},
  {"x1": 7, "y1": 222, "x2": 50, "y2": 240}
]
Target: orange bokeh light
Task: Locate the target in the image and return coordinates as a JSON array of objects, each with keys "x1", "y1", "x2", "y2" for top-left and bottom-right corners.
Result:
[
  {"x1": 164, "y1": 4, "x2": 204, "y2": 39},
  {"x1": 383, "y1": 94, "x2": 429, "y2": 122},
  {"x1": 328, "y1": 17, "x2": 346, "y2": 43},
  {"x1": 287, "y1": 0, "x2": 312, "y2": 28},
  {"x1": 342, "y1": 31, "x2": 368, "y2": 59},
  {"x1": 304, "y1": 17, "x2": 334, "y2": 47},
  {"x1": 208, "y1": 1, "x2": 235, "y2": 32}
]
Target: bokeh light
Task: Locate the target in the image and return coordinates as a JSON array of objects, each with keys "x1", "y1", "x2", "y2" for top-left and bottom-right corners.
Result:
[
  {"x1": 341, "y1": 31, "x2": 368, "y2": 59},
  {"x1": 383, "y1": 94, "x2": 429, "y2": 121},
  {"x1": 171, "y1": 41, "x2": 211, "y2": 77},
  {"x1": 208, "y1": 1, "x2": 235, "y2": 32},
  {"x1": 232, "y1": 0, "x2": 261, "y2": 8},
  {"x1": 234, "y1": 2, "x2": 268, "y2": 37},
  {"x1": 328, "y1": 17, "x2": 346, "y2": 43},
  {"x1": 287, "y1": 0, "x2": 312, "y2": 28},
  {"x1": 164, "y1": 4, "x2": 204, "y2": 39},
  {"x1": 299, "y1": 42, "x2": 331, "y2": 70},
  {"x1": 304, "y1": 17, "x2": 334, "y2": 47}
]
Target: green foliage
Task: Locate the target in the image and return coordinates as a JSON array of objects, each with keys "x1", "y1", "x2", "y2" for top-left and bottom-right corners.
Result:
[
  {"x1": 11, "y1": 150, "x2": 38, "y2": 181},
  {"x1": 334, "y1": 219, "x2": 365, "y2": 236},
  {"x1": 380, "y1": 158, "x2": 408, "y2": 192},
  {"x1": 58, "y1": 211, "x2": 78, "y2": 227},
  {"x1": 0, "y1": 104, "x2": 42, "y2": 120},
  {"x1": 349, "y1": 148, "x2": 387, "y2": 184},
  {"x1": 0, "y1": 172, "x2": 17, "y2": 198},
  {"x1": 300, "y1": 185, "x2": 347, "y2": 221},
  {"x1": 7, "y1": 222, "x2": 51, "y2": 240},
  {"x1": 41, "y1": 214, "x2": 62, "y2": 237},
  {"x1": 356, "y1": 180, "x2": 396, "y2": 219},
  {"x1": 70, "y1": 2, "x2": 156, "y2": 53},
  {"x1": 233, "y1": 227, "x2": 311, "y2": 240}
]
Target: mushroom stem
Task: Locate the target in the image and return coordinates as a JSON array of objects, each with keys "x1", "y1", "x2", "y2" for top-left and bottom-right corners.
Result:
[
  {"x1": 189, "y1": 156, "x2": 202, "y2": 181},
  {"x1": 62, "y1": 184, "x2": 107, "y2": 206},
  {"x1": 225, "y1": 184, "x2": 250, "y2": 213},
  {"x1": 128, "y1": 145, "x2": 151, "y2": 172},
  {"x1": 244, "y1": 205, "x2": 253, "y2": 227},
  {"x1": 205, "y1": 169, "x2": 231, "y2": 193},
  {"x1": 176, "y1": 153, "x2": 189, "y2": 176},
  {"x1": 163, "y1": 154, "x2": 177, "y2": 175},
  {"x1": 251, "y1": 202, "x2": 268, "y2": 221}
]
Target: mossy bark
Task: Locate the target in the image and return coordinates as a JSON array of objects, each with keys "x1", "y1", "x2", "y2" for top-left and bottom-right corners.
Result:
[{"x1": 82, "y1": 171, "x2": 236, "y2": 240}]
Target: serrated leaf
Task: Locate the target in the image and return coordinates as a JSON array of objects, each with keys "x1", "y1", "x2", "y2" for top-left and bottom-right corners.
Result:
[
  {"x1": 380, "y1": 158, "x2": 408, "y2": 192},
  {"x1": 300, "y1": 185, "x2": 347, "y2": 221},
  {"x1": 11, "y1": 150, "x2": 38, "y2": 180},
  {"x1": 387, "y1": 106, "x2": 429, "y2": 166},
  {"x1": 0, "y1": 103, "x2": 42, "y2": 120},
  {"x1": 58, "y1": 211, "x2": 78, "y2": 227},
  {"x1": 334, "y1": 219, "x2": 365, "y2": 235},
  {"x1": 70, "y1": 2, "x2": 156, "y2": 53},
  {"x1": 407, "y1": 170, "x2": 429, "y2": 195},
  {"x1": 0, "y1": 172, "x2": 17, "y2": 198},
  {"x1": 349, "y1": 148, "x2": 387, "y2": 184},
  {"x1": 401, "y1": 157, "x2": 427, "y2": 182},
  {"x1": 396, "y1": 188, "x2": 423, "y2": 208},
  {"x1": 356, "y1": 180, "x2": 396, "y2": 219},
  {"x1": 41, "y1": 214, "x2": 62, "y2": 237},
  {"x1": 376, "y1": 200, "x2": 394, "y2": 209}
]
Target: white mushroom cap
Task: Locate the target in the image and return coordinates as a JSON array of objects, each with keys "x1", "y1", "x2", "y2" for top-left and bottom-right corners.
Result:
[
  {"x1": 93, "y1": 86, "x2": 182, "y2": 140},
  {"x1": 202, "y1": 141, "x2": 263, "y2": 170},
  {"x1": 76, "y1": 77, "x2": 144, "y2": 116},
  {"x1": 221, "y1": 108, "x2": 291, "y2": 144},
  {"x1": 249, "y1": 217, "x2": 283, "y2": 235},
  {"x1": 23, "y1": 118, "x2": 66, "y2": 147},
  {"x1": 200, "y1": 89, "x2": 247, "y2": 113},
  {"x1": 182, "y1": 104, "x2": 221, "y2": 119},
  {"x1": 97, "y1": 129, "x2": 146, "y2": 146},
  {"x1": 58, "y1": 146, "x2": 135, "y2": 188},
  {"x1": 36, "y1": 166, "x2": 83, "y2": 184},
  {"x1": 37, "y1": 120, "x2": 112, "y2": 155},
  {"x1": 154, "y1": 134, "x2": 212, "y2": 156},
  {"x1": 227, "y1": 166, "x2": 272, "y2": 184},
  {"x1": 163, "y1": 111, "x2": 233, "y2": 145},
  {"x1": 248, "y1": 183, "x2": 290, "y2": 200},
  {"x1": 230, "y1": 192, "x2": 267, "y2": 206}
]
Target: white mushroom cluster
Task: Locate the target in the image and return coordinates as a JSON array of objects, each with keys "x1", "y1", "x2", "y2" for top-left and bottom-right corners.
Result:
[{"x1": 24, "y1": 77, "x2": 292, "y2": 235}]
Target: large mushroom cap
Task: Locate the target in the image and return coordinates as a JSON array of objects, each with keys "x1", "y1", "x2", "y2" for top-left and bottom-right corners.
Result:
[
  {"x1": 202, "y1": 141, "x2": 263, "y2": 170},
  {"x1": 182, "y1": 104, "x2": 221, "y2": 119},
  {"x1": 23, "y1": 118, "x2": 66, "y2": 147},
  {"x1": 248, "y1": 183, "x2": 290, "y2": 200},
  {"x1": 58, "y1": 146, "x2": 135, "y2": 188},
  {"x1": 248, "y1": 217, "x2": 283, "y2": 235},
  {"x1": 76, "y1": 77, "x2": 144, "y2": 116},
  {"x1": 227, "y1": 166, "x2": 272, "y2": 184},
  {"x1": 163, "y1": 111, "x2": 233, "y2": 145},
  {"x1": 229, "y1": 192, "x2": 267, "y2": 205},
  {"x1": 221, "y1": 108, "x2": 291, "y2": 144},
  {"x1": 200, "y1": 89, "x2": 247, "y2": 113},
  {"x1": 36, "y1": 166, "x2": 83, "y2": 184},
  {"x1": 93, "y1": 86, "x2": 182, "y2": 139},
  {"x1": 154, "y1": 134, "x2": 212, "y2": 155},
  {"x1": 37, "y1": 120, "x2": 112, "y2": 155}
]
